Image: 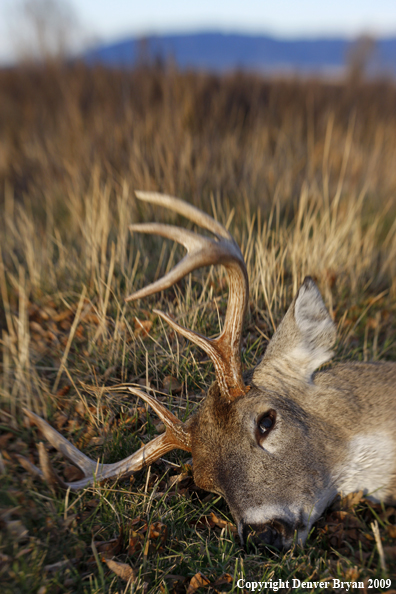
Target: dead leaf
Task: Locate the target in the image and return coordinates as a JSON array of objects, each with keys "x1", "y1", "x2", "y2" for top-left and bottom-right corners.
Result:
[
  {"x1": 212, "y1": 573, "x2": 233, "y2": 587},
  {"x1": 56, "y1": 385, "x2": 71, "y2": 397},
  {"x1": 15, "y1": 454, "x2": 42, "y2": 480},
  {"x1": 7, "y1": 520, "x2": 29, "y2": 543},
  {"x1": 103, "y1": 365, "x2": 118, "y2": 381},
  {"x1": 187, "y1": 572, "x2": 211, "y2": 593},
  {"x1": 31, "y1": 339, "x2": 48, "y2": 354},
  {"x1": 128, "y1": 530, "x2": 145, "y2": 554},
  {"x1": 29, "y1": 321, "x2": 47, "y2": 335},
  {"x1": 59, "y1": 319, "x2": 72, "y2": 331},
  {"x1": 44, "y1": 559, "x2": 71, "y2": 572},
  {"x1": 42, "y1": 305, "x2": 58, "y2": 319},
  {"x1": 1, "y1": 449, "x2": 12, "y2": 461},
  {"x1": 127, "y1": 518, "x2": 168, "y2": 555},
  {"x1": 8, "y1": 438, "x2": 28, "y2": 454},
  {"x1": 384, "y1": 546, "x2": 396, "y2": 560},
  {"x1": 339, "y1": 490, "x2": 364, "y2": 509},
  {"x1": 134, "y1": 406, "x2": 148, "y2": 424},
  {"x1": 387, "y1": 524, "x2": 396, "y2": 538},
  {"x1": 53, "y1": 412, "x2": 68, "y2": 430},
  {"x1": 103, "y1": 558, "x2": 136, "y2": 582},
  {"x1": 94, "y1": 527, "x2": 123, "y2": 556},
  {"x1": 189, "y1": 515, "x2": 216, "y2": 530},
  {"x1": 72, "y1": 541, "x2": 86, "y2": 559},
  {"x1": 379, "y1": 507, "x2": 395, "y2": 522},
  {"x1": 63, "y1": 464, "x2": 85, "y2": 482},
  {"x1": 208, "y1": 512, "x2": 237, "y2": 534},
  {"x1": 167, "y1": 472, "x2": 192, "y2": 490},
  {"x1": 149, "y1": 521, "x2": 168, "y2": 549},
  {"x1": 74, "y1": 402, "x2": 87, "y2": 417},
  {"x1": 130, "y1": 515, "x2": 147, "y2": 528},
  {"x1": 354, "y1": 550, "x2": 371, "y2": 561},
  {"x1": 343, "y1": 567, "x2": 360, "y2": 582},
  {"x1": 134, "y1": 318, "x2": 152, "y2": 337},
  {"x1": 46, "y1": 330, "x2": 59, "y2": 343},
  {"x1": 83, "y1": 312, "x2": 100, "y2": 325},
  {"x1": 128, "y1": 517, "x2": 147, "y2": 554},
  {"x1": 161, "y1": 574, "x2": 189, "y2": 594},
  {"x1": 328, "y1": 510, "x2": 361, "y2": 529},
  {"x1": 154, "y1": 421, "x2": 166, "y2": 433},
  {"x1": 45, "y1": 516, "x2": 57, "y2": 531},
  {"x1": 89, "y1": 435, "x2": 105, "y2": 446},
  {"x1": 63, "y1": 514, "x2": 78, "y2": 529},
  {"x1": 0, "y1": 432, "x2": 14, "y2": 449},
  {"x1": 53, "y1": 310, "x2": 73, "y2": 323},
  {"x1": 66, "y1": 418, "x2": 82, "y2": 432},
  {"x1": 37, "y1": 442, "x2": 67, "y2": 490},
  {"x1": 325, "y1": 269, "x2": 337, "y2": 289},
  {"x1": 367, "y1": 316, "x2": 380, "y2": 329},
  {"x1": 136, "y1": 378, "x2": 154, "y2": 390},
  {"x1": 162, "y1": 376, "x2": 182, "y2": 394},
  {"x1": 75, "y1": 324, "x2": 84, "y2": 339}
]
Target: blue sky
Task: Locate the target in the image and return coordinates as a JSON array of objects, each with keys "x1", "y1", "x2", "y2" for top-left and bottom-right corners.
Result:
[{"x1": 1, "y1": 0, "x2": 396, "y2": 63}]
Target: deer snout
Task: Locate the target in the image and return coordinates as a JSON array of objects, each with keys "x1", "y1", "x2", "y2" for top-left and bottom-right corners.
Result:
[{"x1": 242, "y1": 518, "x2": 295, "y2": 550}]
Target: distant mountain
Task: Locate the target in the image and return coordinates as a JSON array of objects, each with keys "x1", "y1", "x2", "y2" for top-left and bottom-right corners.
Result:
[{"x1": 84, "y1": 32, "x2": 396, "y2": 75}]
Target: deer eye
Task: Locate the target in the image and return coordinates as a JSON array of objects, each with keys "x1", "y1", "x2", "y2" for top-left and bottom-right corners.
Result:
[{"x1": 257, "y1": 410, "x2": 276, "y2": 437}]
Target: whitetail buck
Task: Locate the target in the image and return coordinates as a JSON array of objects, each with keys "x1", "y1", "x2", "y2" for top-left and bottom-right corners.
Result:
[{"x1": 24, "y1": 192, "x2": 396, "y2": 549}]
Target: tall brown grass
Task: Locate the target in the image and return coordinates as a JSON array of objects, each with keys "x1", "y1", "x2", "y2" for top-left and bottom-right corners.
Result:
[
  {"x1": 1, "y1": 62, "x2": 396, "y2": 411},
  {"x1": 1, "y1": 64, "x2": 396, "y2": 210}
]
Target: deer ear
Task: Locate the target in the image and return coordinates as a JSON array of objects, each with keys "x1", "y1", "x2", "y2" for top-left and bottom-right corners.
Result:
[{"x1": 254, "y1": 277, "x2": 336, "y2": 383}]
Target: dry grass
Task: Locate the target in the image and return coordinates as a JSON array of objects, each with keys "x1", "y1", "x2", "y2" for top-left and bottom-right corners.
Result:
[{"x1": 0, "y1": 63, "x2": 396, "y2": 593}]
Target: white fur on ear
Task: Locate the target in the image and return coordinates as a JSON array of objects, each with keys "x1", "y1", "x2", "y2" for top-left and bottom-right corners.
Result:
[
  {"x1": 253, "y1": 277, "x2": 336, "y2": 383},
  {"x1": 291, "y1": 277, "x2": 337, "y2": 376}
]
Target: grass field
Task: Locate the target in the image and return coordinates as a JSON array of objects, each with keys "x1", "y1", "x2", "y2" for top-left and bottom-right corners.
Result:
[{"x1": 1, "y1": 63, "x2": 396, "y2": 593}]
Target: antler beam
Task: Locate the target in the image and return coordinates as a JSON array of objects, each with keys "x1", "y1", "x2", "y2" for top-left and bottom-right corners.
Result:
[
  {"x1": 126, "y1": 192, "x2": 249, "y2": 401},
  {"x1": 22, "y1": 387, "x2": 191, "y2": 490}
]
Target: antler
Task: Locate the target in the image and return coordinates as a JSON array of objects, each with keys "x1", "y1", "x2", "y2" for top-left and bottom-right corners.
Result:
[
  {"x1": 21, "y1": 387, "x2": 191, "y2": 490},
  {"x1": 20, "y1": 193, "x2": 248, "y2": 490},
  {"x1": 126, "y1": 191, "x2": 249, "y2": 401}
]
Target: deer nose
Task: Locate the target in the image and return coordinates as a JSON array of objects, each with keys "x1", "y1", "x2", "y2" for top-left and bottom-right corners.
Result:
[
  {"x1": 242, "y1": 522, "x2": 281, "y2": 548},
  {"x1": 256, "y1": 525, "x2": 279, "y2": 545}
]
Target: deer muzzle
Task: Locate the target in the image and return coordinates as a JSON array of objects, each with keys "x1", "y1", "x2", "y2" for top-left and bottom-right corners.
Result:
[{"x1": 242, "y1": 518, "x2": 297, "y2": 550}]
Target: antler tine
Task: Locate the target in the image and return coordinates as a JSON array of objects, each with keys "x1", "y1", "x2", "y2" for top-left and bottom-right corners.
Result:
[
  {"x1": 22, "y1": 390, "x2": 191, "y2": 490},
  {"x1": 127, "y1": 192, "x2": 249, "y2": 401},
  {"x1": 134, "y1": 191, "x2": 232, "y2": 239},
  {"x1": 127, "y1": 387, "x2": 191, "y2": 450},
  {"x1": 126, "y1": 223, "x2": 239, "y2": 302}
]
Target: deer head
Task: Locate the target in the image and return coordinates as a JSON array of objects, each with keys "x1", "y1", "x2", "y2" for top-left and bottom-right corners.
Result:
[{"x1": 23, "y1": 192, "x2": 396, "y2": 550}]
